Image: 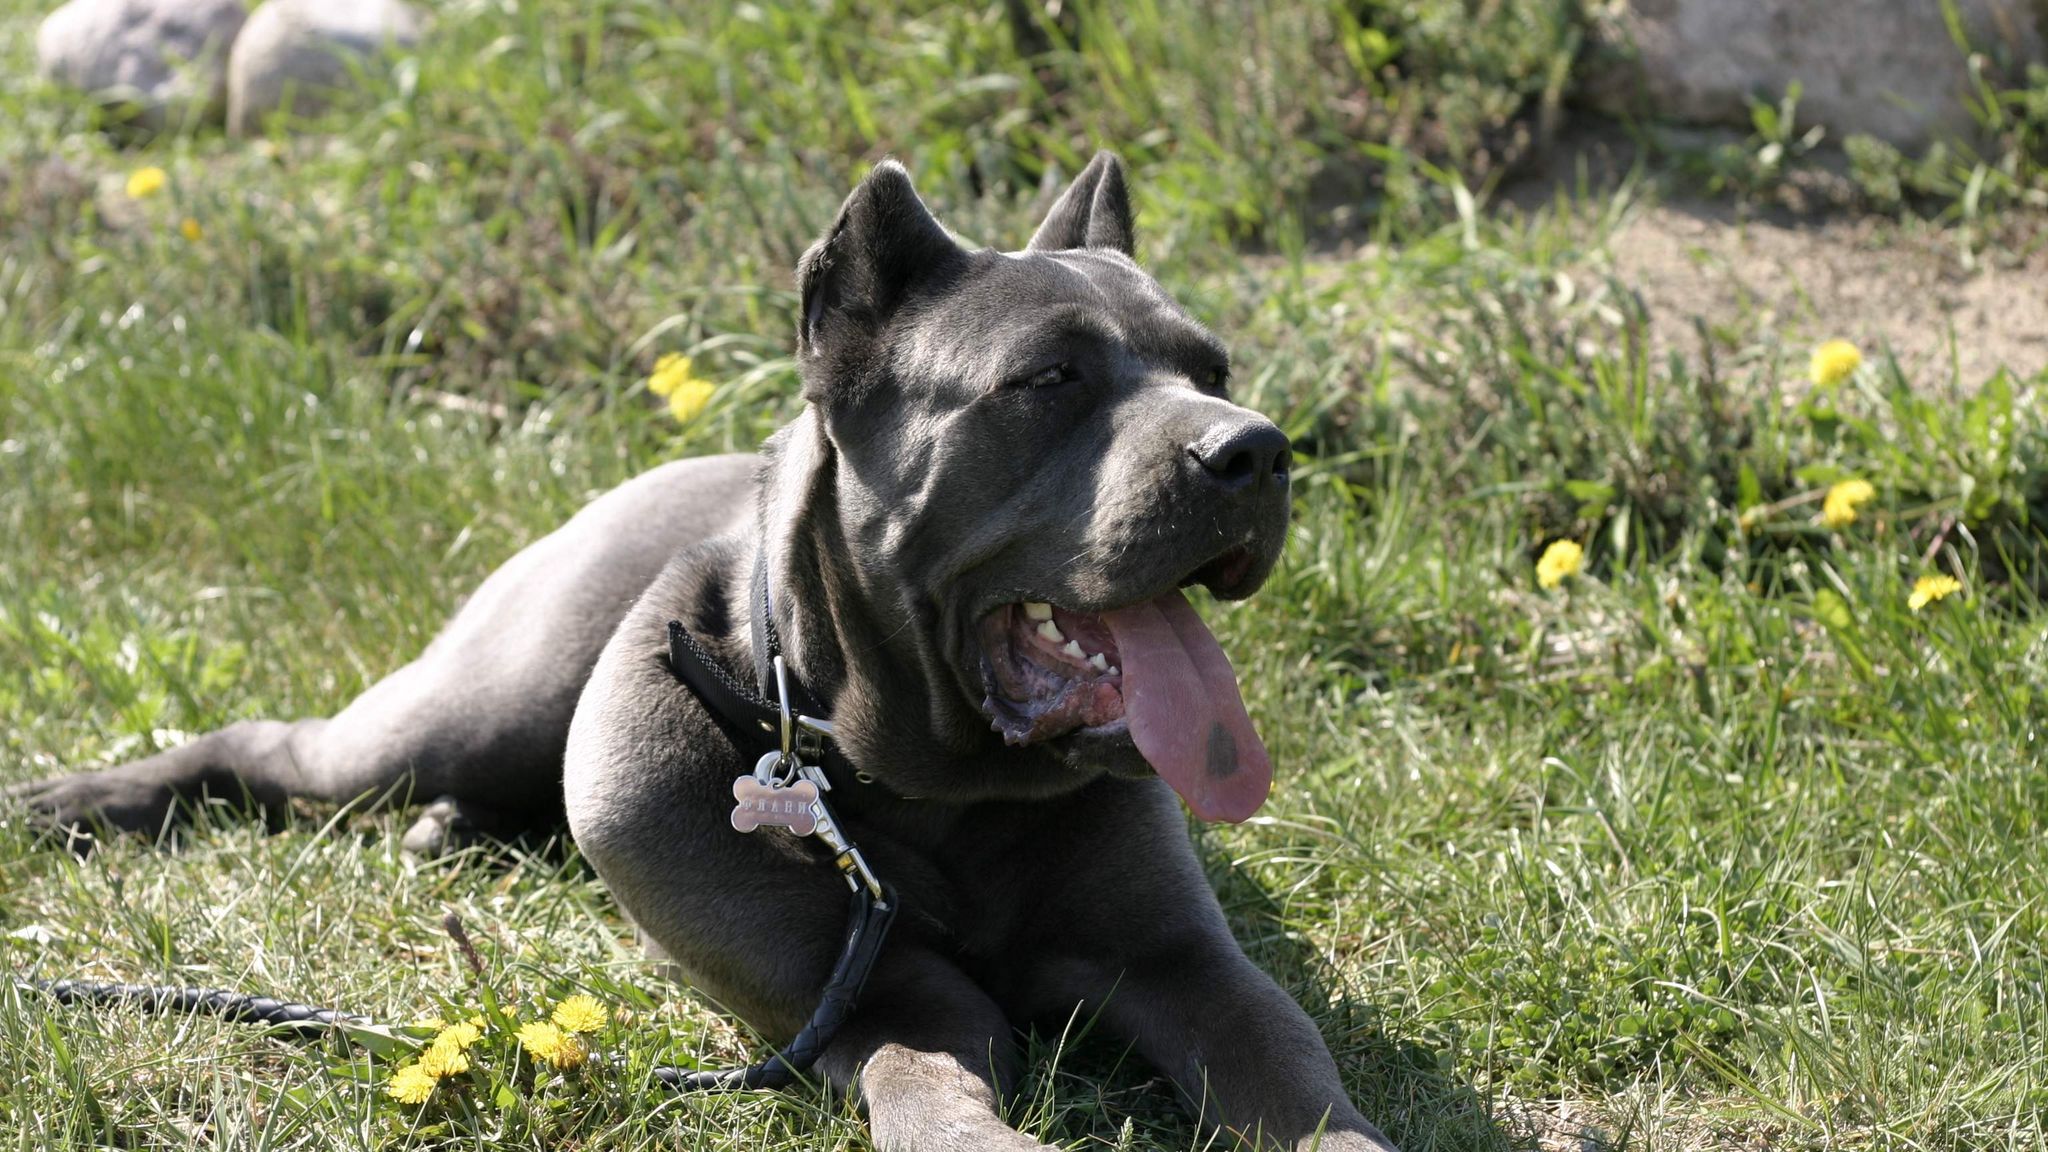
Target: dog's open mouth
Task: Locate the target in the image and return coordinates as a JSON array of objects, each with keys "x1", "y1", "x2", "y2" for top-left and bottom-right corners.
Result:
[
  {"x1": 978, "y1": 588, "x2": 1272, "y2": 823},
  {"x1": 980, "y1": 602, "x2": 1129, "y2": 741}
]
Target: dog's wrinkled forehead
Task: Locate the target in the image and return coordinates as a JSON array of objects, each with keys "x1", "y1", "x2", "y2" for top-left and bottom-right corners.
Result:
[{"x1": 891, "y1": 248, "x2": 1225, "y2": 394}]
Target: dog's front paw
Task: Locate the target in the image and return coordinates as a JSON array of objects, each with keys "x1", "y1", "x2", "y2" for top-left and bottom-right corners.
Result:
[{"x1": 871, "y1": 1117, "x2": 1060, "y2": 1152}]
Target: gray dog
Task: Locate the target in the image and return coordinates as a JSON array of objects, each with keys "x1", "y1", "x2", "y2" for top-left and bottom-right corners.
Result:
[{"x1": 14, "y1": 153, "x2": 1400, "y2": 1152}]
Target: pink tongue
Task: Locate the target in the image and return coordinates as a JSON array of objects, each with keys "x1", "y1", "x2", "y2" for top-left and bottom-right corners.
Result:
[{"x1": 1101, "y1": 590, "x2": 1272, "y2": 823}]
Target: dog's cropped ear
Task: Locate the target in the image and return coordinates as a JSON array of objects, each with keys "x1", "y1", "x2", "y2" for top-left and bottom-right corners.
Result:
[
  {"x1": 796, "y1": 160, "x2": 963, "y2": 355},
  {"x1": 1026, "y1": 151, "x2": 1134, "y2": 256}
]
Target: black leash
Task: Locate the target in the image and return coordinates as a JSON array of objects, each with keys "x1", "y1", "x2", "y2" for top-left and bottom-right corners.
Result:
[
  {"x1": 652, "y1": 883, "x2": 893, "y2": 1090},
  {"x1": 12, "y1": 979, "x2": 367, "y2": 1031},
  {"x1": 13, "y1": 564, "x2": 895, "y2": 1095}
]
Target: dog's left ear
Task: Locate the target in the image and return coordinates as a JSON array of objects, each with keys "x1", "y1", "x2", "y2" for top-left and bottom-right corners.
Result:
[
  {"x1": 796, "y1": 160, "x2": 964, "y2": 355},
  {"x1": 1026, "y1": 151, "x2": 1134, "y2": 256}
]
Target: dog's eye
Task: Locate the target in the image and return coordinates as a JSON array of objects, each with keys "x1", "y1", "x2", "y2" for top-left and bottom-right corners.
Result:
[
  {"x1": 1016, "y1": 362, "x2": 1074, "y2": 390},
  {"x1": 1205, "y1": 366, "x2": 1230, "y2": 390}
]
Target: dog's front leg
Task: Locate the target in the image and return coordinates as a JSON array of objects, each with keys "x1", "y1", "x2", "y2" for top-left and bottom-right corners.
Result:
[
  {"x1": 1013, "y1": 786, "x2": 1401, "y2": 1151},
  {"x1": 813, "y1": 945, "x2": 1052, "y2": 1152},
  {"x1": 1087, "y1": 937, "x2": 1400, "y2": 1152}
]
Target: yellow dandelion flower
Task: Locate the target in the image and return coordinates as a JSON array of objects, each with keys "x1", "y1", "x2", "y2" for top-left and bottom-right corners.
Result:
[
  {"x1": 551, "y1": 994, "x2": 608, "y2": 1034},
  {"x1": 1909, "y1": 574, "x2": 1962, "y2": 612},
  {"x1": 1535, "y1": 540, "x2": 1584, "y2": 590},
  {"x1": 646, "y1": 353, "x2": 693, "y2": 397},
  {"x1": 417, "y1": 1036, "x2": 470, "y2": 1079},
  {"x1": 434, "y1": 1019, "x2": 484, "y2": 1050},
  {"x1": 179, "y1": 217, "x2": 203, "y2": 241},
  {"x1": 647, "y1": 354, "x2": 716, "y2": 424},
  {"x1": 1809, "y1": 340, "x2": 1862, "y2": 388},
  {"x1": 517, "y1": 1020, "x2": 587, "y2": 1068},
  {"x1": 666, "y1": 380, "x2": 715, "y2": 423},
  {"x1": 126, "y1": 166, "x2": 167, "y2": 199},
  {"x1": 410, "y1": 1014, "x2": 447, "y2": 1030},
  {"x1": 1821, "y1": 479, "x2": 1876, "y2": 529},
  {"x1": 385, "y1": 1063, "x2": 438, "y2": 1104},
  {"x1": 516, "y1": 1020, "x2": 562, "y2": 1057}
]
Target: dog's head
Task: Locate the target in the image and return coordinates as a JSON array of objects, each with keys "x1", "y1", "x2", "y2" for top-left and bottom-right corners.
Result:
[{"x1": 789, "y1": 154, "x2": 1289, "y2": 822}]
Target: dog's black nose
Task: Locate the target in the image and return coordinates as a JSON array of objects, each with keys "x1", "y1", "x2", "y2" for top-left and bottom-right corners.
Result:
[{"x1": 1189, "y1": 421, "x2": 1291, "y2": 492}]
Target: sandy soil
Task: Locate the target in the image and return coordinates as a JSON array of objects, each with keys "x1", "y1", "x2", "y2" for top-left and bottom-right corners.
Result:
[
  {"x1": 1602, "y1": 195, "x2": 2048, "y2": 385},
  {"x1": 1504, "y1": 123, "x2": 2048, "y2": 386}
]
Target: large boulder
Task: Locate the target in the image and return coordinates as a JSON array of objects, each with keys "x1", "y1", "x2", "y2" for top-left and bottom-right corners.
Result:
[
  {"x1": 225, "y1": 0, "x2": 422, "y2": 136},
  {"x1": 35, "y1": 0, "x2": 249, "y2": 131},
  {"x1": 1581, "y1": 0, "x2": 2046, "y2": 151}
]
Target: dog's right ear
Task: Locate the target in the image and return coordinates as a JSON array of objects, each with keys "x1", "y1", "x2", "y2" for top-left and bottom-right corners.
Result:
[
  {"x1": 796, "y1": 160, "x2": 964, "y2": 356},
  {"x1": 1026, "y1": 151, "x2": 1134, "y2": 256}
]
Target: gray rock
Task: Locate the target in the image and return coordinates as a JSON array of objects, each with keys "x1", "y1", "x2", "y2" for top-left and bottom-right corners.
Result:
[
  {"x1": 35, "y1": 0, "x2": 249, "y2": 131},
  {"x1": 225, "y1": 0, "x2": 422, "y2": 136},
  {"x1": 1581, "y1": 0, "x2": 2046, "y2": 151}
]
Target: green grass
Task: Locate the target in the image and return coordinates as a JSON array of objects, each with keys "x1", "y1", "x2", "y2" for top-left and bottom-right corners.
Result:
[{"x1": 4, "y1": 1, "x2": 2048, "y2": 1149}]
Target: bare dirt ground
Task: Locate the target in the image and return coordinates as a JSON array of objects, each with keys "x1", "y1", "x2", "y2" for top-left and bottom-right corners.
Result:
[
  {"x1": 1510, "y1": 125, "x2": 2048, "y2": 386},
  {"x1": 1605, "y1": 196, "x2": 2048, "y2": 384}
]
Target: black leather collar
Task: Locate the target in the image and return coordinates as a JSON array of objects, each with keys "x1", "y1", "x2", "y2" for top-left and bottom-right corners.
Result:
[{"x1": 663, "y1": 552, "x2": 854, "y2": 781}]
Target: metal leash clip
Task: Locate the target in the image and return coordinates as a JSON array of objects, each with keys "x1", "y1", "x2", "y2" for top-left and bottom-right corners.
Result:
[{"x1": 728, "y1": 657, "x2": 884, "y2": 902}]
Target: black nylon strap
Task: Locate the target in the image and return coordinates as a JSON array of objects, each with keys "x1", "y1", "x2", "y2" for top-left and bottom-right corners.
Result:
[
  {"x1": 747, "y1": 547, "x2": 828, "y2": 718},
  {"x1": 664, "y1": 620, "x2": 854, "y2": 780},
  {"x1": 665, "y1": 620, "x2": 778, "y2": 741},
  {"x1": 749, "y1": 547, "x2": 779, "y2": 704}
]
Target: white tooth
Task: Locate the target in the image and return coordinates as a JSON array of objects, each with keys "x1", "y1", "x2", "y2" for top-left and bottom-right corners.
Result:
[
  {"x1": 1106, "y1": 665, "x2": 1119, "y2": 677},
  {"x1": 1088, "y1": 652, "x2": 1108, "y2": 672},
  {"x1": 1062, "y1": 640, "x2": 1085, "y2": 660},
  {"x1": 1023, "y1": 602, "x2": 1053, "y2": 621},
  {"x1": 1036, "y1": 620, "x2": 1065, "y2": 643}
]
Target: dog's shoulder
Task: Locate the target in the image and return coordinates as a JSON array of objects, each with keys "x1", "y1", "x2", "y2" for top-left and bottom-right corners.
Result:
[{"x1": 564, "y1": 528, "x2": 761, "y2": 811}]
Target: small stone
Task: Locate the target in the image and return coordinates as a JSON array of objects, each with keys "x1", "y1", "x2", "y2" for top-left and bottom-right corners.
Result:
[
  {"x1": 226, "y1": 0, "x2": 423, "y2": 137},
  {"x1": 35, "y1": 0, "x2": 249, "y2": 132}
]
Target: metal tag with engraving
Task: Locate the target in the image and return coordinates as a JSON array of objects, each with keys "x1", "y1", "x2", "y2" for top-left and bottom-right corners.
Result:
[{"x1": 730, "y1": 776, "x2": 820, "y2": 836}]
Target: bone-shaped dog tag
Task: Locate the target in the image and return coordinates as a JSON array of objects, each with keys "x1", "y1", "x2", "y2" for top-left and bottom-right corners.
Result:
[{"x1": 730, "y1": 776, "x2": 820, "y2": 836}]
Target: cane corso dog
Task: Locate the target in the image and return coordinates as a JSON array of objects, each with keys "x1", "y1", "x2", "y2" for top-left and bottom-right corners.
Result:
[{"x1": 12, "y1": 153, "x2": 1401, "y2": 1151}]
